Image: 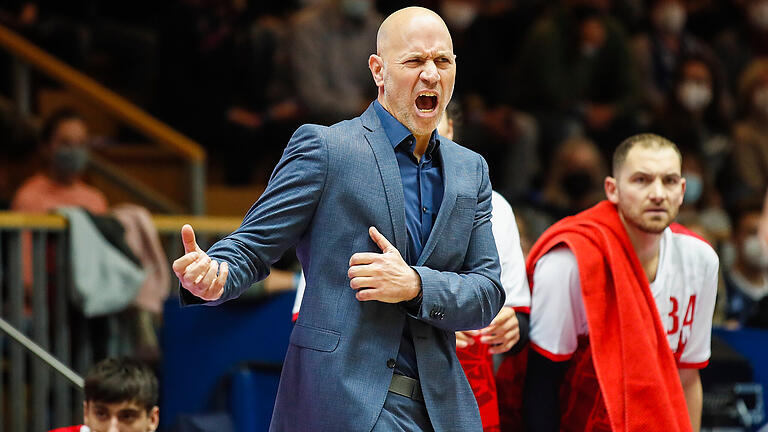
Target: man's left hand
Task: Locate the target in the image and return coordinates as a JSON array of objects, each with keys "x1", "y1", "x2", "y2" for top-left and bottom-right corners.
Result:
[
  {"x1": 348, "y1": 227, "x2": 421, "y2": 303},
  {"x1": 478, "y1": 307, "x2": 520, "y2": 354}
]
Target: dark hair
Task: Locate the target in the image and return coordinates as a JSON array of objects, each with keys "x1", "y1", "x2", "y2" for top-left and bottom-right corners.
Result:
[
  {"x1": 727, "y1": 197, "x2": 764, "y2": 232},
  {"x1": 612, "y1": 133, "x2": 682, "y2": 176},
  {"x1": 443, "y1": 101, "x2": 462, "y2": 140},
  {"x1": 84, "y1": 357, "x2": 158, "y2": 411},
  {"x1": 671, "y1": 54, "x2": 731, "y2": 130},
  {"x1": 40, "y1": 108, "x2": 84, "y2": 144}
]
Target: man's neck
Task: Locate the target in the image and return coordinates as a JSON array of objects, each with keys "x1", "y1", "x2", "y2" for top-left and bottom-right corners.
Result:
[
  {"x1": 413, "y1": 134, "x2": 430, "y2": 161},
  {"x1": 620, "y1": 213, "x2": 663, "y2": 283}
]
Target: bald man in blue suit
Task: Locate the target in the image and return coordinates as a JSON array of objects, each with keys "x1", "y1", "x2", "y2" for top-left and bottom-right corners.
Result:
[{"x1": 173, "y1": 7, "x2": 504, "y2": 431}]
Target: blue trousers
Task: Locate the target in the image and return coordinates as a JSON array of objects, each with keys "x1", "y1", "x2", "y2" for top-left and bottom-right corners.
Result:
[{"x1": 372, "y1": 391, "x2": 434, "y2": 432}]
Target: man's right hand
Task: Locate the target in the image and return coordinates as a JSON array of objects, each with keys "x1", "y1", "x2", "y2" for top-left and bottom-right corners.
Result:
[{"x1": 172, "y1": 224, "x2": 228, "y2": 301}]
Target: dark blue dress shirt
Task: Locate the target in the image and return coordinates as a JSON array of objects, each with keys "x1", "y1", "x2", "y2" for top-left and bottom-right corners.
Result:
[{"x1": 373, "y1": 101, "x2": 444, "y2": 379}]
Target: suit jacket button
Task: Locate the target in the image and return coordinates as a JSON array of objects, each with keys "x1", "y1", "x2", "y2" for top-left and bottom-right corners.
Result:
[{"x1": 386, "y1": 358, "x2": 396, "y2": 369}]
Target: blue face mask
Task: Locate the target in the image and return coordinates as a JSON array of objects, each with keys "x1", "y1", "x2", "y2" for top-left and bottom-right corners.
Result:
[
  {"x1": 683, "y1": 172, "x2": 702, "y2": 204},
  {"x1": 340, "y1": 0, "x2": 371, "y2": 20}
]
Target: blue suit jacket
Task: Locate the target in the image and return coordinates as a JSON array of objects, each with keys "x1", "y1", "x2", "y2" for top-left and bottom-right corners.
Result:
[{"x1": 196, "y1": 104, "x2": 504, "y2": 431}]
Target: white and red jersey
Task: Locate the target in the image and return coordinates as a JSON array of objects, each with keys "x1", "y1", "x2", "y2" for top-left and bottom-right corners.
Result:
[
  {"x1": 529, "y1": 225, "x2": 719, "y2": 369},
  {"x1": 491, "y1": 191, "x2": 531, "y2": 313},
  {"x1": 48, "y1": 426, "x2": 89, "y2": 432},
  {"x1": 292, "y1": 191, "x2": 531, "y2": 319}
]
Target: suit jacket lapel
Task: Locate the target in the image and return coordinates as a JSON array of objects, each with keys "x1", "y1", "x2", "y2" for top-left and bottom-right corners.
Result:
[
  {"x1": 361, "y1": 105, "x2": 407, "y2": 255},
  {"x1": 417, "y1": 139, "x2": 457, "y2": 266}
]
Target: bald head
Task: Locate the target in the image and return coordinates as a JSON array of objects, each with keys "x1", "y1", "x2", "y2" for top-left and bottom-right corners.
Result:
[{"x1": 376, "y1": 7, "x2": 452, "y2": 58}]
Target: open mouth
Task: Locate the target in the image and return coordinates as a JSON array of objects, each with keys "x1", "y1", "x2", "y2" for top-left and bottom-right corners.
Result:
[{"x1": 415, "y1": 93, "x2": 438, "y2": 112}]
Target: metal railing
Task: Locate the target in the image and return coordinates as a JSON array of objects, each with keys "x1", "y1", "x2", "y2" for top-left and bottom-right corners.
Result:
[
  {"x1": 0, "y1": 212, "x2": 241, "y2": 432},
  {"x1": 0, "y1": 23, "x2": 207, "y2": 214}
]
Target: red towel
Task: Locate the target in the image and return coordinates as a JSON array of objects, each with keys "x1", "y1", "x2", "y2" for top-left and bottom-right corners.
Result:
[
  {"x1": 526, "y1": 201, "x2": 691, "y2": 432},
  {"x1": 458, "y1": 337, "x2": 501, "y2": 432}
]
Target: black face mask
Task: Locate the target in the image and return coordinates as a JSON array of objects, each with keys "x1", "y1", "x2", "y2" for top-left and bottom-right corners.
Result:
[{"x1": 560, "y1": 171, "x2": 595, "y2": 199}]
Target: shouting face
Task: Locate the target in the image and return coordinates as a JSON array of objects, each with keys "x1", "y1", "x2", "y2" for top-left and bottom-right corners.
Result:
[{"x1": 369, "y1": 8, "x2": 456, "y2": 140}]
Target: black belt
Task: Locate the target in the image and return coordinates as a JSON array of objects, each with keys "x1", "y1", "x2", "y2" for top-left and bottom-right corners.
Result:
[{"x1": 388, "y1": 374, "x2": 424, "y2": 402}]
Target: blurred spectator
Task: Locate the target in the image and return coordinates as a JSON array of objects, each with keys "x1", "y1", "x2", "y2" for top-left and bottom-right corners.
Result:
[
  {"x1": 290, "y1": 0, "x2": 382, "y2": 125},
  {"x1": 49, "y1": 356, "x2": 159, "y2": 432},
  {"x1": 0, "y1": 103, "x2": 38, "y2": 209},
  {"x1": 534, "y1": 136, "x2": 607, "y2": 221},
  {"x1": 12, "y1": 108, "x2": 106, "y2": 214},
  {"x1": 715, "y1": 0, "x2": 768, "y2": 95},
  {"x1": 683, "y1": 0, "x2": 742, "y2": 42},
  {"x1": 0, "y1": 1, "x2": 91, "y2": 69},
  {"x1": 514, "y1": 0, "x2": 639, "y2": 156},
  {"x1": 723, "y1": 202, "x2": 768, "y2": 329},
  {"x1": 650, "y1": 55, "x2": 732, "y2": 180},
  {"x1": 632, "y1": 0, "x2": 721, "y2": 114},
  {"x1": 723, "y1": 58, "x2": 768, "y2": 207},
  {"x1": 221, "y1": 10, "x2": 304, "y2": 184},
  {"x1": 678, "y1": 151, "x2": 731, "y2": 244},
  {"x1": 452, "y1": 0, "x2": 543, "y2": 200}
]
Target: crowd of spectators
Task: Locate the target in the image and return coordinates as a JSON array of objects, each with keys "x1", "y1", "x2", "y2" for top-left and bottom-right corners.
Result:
[
  {"x1": 2, "y1": 0, "x2": 768, "y2": 341},
  {"x1": 2, "y1": 1, "x2": 768, "y2": 429}
]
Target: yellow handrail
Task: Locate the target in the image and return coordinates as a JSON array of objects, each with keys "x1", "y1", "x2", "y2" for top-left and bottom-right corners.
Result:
[
  {"x1": 0, "y1": 24, "x2": 205, "y2": 162},
  {"x1": 0, "y1": 212, "x2": 241, "y2": 235}
]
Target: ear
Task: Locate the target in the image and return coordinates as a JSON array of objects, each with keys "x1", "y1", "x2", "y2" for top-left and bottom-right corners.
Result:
[
  {"x1": 147, "y1": 406, "x2": 160, "y2": 431},
  {"x1": 604, "y1": 176, "x2": 619, "y2": 204},
  {"x1": 369, "y1": 54, "x2": 385, "y2": 87},
  {"x1": 677, "y1": 177, "x2": 686, "y2": 207},
  {"x1": 82, "y1": 401, "x2": 89, "y2": 424}
]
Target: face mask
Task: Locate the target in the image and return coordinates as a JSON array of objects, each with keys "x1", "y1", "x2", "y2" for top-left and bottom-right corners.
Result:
[
  {"x1": 340, "y1": 0, "x2": 371, "y2": 20},
  {"x1": 654, "y1": 3, "x2": 686, "y2": 34},
  {"x1": 442, "y1": 0, "x2": 477, "y2": 32},
  {"x1": 581, "y1": 42, "x2": 599, "y2": 58},
  {"x1": 677, "y1": 81, "x2": 712, "y2": 112},
  {"x1": 750, "y1": 0, "x2": 768, "y2": 31},
  {"x1": 753, "y1": 86, "x2": 768, "y2": 116},
  {"x1": 52, "y1": 146, "x2": 89, "y2": 181},
  {"x1": 743, "y1": 234, "x2": 768, "y2": 269},
  {"x1": 683, "y1": 172, "x2": 702, "y2": 204},
  {"x1": 561, "y1": 171, "x2": 595, "y2": 199}
]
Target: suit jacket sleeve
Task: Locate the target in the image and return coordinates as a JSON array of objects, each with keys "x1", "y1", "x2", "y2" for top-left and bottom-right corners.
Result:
[
  {"x1": 410, "y1": 156, "x2": 505, "y2": 331},
  {"x1": 181, "y1": 124, "x2": 328, "y2": 306}
]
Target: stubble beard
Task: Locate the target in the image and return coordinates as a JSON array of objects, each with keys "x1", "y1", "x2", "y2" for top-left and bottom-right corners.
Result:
[
  {"x1": 382, "y1": 73, "x2": 442, "y2": 137},
  {"x1": 620, "y1": 202, "x2": 678, "y2": 235}
]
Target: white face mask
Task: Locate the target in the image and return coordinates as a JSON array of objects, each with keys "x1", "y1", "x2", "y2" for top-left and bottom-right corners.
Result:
[
  {"x1": 743, "y1": 234, "x2": 768, "y2": 269},
  {"x1": 441, "y1": 0, "x2": 478, "y2": 32},
  {"x1": 654, "y1": 3, "x2": 686, "y2": 34},
  {"x1": 581, "y1": 42, "x2": 599, "y2": 58},
  {"x1": 749, "y1": 0, "x2": 768, "y2": 31},
  {"x1": 677, "y1": 80, "x2": 712, "y2": 112}
]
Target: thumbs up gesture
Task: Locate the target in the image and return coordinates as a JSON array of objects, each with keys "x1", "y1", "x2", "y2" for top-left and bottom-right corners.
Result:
[
  {"x1": 347, "y1": 227, "x2": 421, "y2": 303},
  {"x1": 172, "y1": 224, "x2": 229, "y2": 301}
]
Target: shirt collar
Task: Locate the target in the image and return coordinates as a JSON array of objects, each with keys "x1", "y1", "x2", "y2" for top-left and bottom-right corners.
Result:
[{"x1": 373, "y1": 101, "x2": 440, "y2": 157}]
